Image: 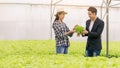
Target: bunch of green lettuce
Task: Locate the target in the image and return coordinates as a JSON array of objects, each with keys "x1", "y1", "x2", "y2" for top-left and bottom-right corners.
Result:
[{"x1": 74, "y1": 25, "x2": 84, "y2": 36}]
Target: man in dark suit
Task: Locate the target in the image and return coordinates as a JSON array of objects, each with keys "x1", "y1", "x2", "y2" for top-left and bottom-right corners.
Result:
[{"x1": 82, "y1": 7, "x2": 104, "y2": 57}]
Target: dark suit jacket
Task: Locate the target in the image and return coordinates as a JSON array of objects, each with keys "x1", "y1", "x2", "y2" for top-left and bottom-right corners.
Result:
[{"x1": 83, "y1": 17, "x2": 104, "y2": 50}]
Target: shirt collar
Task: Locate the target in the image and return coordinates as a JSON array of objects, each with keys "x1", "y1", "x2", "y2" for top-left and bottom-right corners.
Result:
[{"x1": 91, "y1": 17, "x2": 97, "y2": 23}]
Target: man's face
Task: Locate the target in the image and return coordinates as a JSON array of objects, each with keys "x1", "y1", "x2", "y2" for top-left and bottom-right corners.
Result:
[{"x1": 88, "y1": 11, "x2": 96, "y2": 20}]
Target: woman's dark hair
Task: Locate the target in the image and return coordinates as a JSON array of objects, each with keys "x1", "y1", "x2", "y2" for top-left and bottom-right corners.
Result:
[
  {"x1": 54, "y1": 14, "x2": 59, "y2": 21},
  {"x1": 88, "y1": 7, "x2": 97, "y2": 15}
]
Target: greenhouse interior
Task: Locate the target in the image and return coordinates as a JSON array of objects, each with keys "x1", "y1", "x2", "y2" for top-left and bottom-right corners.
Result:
[{"x1": 0, "y1": 0, "x2": 120, "y2": 68}]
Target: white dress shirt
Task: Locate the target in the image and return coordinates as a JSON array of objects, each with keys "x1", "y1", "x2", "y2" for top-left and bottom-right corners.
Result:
[{"x1": 89, "y1": 20, "x2": 94, "y2": 32}]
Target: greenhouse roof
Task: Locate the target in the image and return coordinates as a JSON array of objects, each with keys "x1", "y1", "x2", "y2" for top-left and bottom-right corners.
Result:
[{"x1": 0, "y1": 0, "x2": 120, "y2": 7}]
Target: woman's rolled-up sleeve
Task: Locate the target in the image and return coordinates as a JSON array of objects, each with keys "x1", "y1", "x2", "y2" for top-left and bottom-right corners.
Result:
[{"x1": 65, "y1": 24, "x2": 73, "y2": 37}]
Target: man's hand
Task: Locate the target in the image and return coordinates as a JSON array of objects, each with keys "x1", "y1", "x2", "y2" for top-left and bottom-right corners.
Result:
[{"x1": 82, "y1": 30, "x2": 88, "y2": 34}]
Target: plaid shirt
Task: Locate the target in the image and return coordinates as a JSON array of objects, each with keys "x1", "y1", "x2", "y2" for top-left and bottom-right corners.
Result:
[{"x1": 52, "y1": 20, "x2": 73, "y2": 47}]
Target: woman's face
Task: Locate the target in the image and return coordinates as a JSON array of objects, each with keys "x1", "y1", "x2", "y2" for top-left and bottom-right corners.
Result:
[{"x1": 58, "y1": 13, "x2": 65, "y2": 20}]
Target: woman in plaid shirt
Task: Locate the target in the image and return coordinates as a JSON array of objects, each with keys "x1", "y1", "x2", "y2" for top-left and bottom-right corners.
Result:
[{"x1": 53, "y1": 9, "x2": 75, "y2": 54}]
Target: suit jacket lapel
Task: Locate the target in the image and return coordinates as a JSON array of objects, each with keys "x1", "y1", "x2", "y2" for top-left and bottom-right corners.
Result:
[
  {"x1": 91, "y1": 18, "x2": 99, "y2": 32},
  {"x1": 86, "y1": 20, "x2": 90, "y2": 32}
]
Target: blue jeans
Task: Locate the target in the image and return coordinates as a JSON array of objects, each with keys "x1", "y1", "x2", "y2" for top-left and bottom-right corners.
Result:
[
  {"x1": 86, "y1": 49, "x2": 101, "y2": 57},
  {"x1": 56, "y1": 46, "x2": 68, "y2": 54}
]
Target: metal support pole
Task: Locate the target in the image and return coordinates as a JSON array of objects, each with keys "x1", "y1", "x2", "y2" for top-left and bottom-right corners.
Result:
[
  {"x1": 49, "y1": 0, "x2": 63, "y2": 39},
  {"x1": 110, "y1": 3, "x2": 120, "y2": 7},
  {"x1": 106, "y1": 0, "x2": 109, "y2": 57},
  {"x1": 50, "y1": 0, "x2": 53, "y2": 39},
  {"x1": 101, "y1": 0, "x2": 104, "y2": 19}
]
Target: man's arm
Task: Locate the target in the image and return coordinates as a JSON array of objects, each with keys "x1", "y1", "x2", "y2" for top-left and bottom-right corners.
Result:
[
  {"x1": 82, "y1": 21, "x2": 104, "y2": 38},
  {"x1": 82, "y1": 21, "x2": 89, "y2": 37},
  {"x1": 88, "y1": 22, "x2": 104, "y2": 38}
]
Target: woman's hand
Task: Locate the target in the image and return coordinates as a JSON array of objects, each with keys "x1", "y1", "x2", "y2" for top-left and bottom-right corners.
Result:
[
  {"x1": 65, "y1": 30, "x2": 75, "y2": 35},
  {"x1": 70, "y1": 30, "x2": 76, "y2": 33}
]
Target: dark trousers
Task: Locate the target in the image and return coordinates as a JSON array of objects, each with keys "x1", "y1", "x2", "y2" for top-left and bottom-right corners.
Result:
[{"x1": 86, "y1": 49, "x2": 101, "y2": 57}]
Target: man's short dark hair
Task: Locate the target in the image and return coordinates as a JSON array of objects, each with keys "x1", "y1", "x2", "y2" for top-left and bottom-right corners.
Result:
[{"x1": 88, "y1": 7, "x2": 97, "y2": 15}]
